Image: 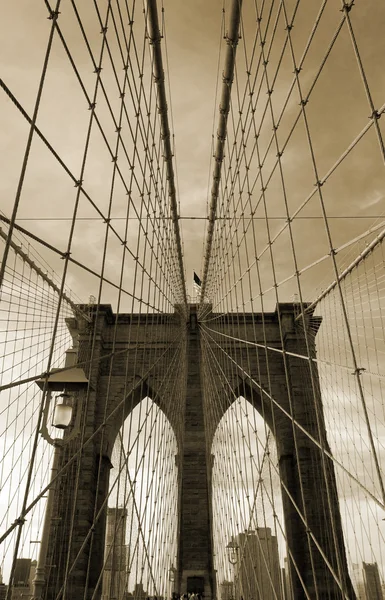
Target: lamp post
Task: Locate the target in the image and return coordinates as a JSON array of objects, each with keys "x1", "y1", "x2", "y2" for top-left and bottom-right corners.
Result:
[
  {"x1": 225, "y1": 538, "x2": 239, "y2": 566},
  {"x1": 225, "y1": 539, "x2": 239, "y2": 600},
  {"x1": 169, "y1": 563, "x2": 177, "y2": 600},
  {"x1": 32, "y1": 361, "x2": 88, "y2": 600}
]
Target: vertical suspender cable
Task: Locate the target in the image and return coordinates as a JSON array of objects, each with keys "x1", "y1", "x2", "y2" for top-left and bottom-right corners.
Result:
[
  {"x1": 200, "y1": 0, "x2": 243, "y2": 304},
  {"x1": 146, "y1": 0, "x2": 187, "y2": 308}
]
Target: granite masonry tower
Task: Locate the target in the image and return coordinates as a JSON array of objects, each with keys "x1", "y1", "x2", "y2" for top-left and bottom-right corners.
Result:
[{"x1": 44, "y1": 303, "x2": 355, "y2": 600}]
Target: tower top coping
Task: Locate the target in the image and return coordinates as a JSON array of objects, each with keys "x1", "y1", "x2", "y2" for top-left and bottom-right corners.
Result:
[{"x1": 71, "y1": 303, "x2": 321, "y2": 334}]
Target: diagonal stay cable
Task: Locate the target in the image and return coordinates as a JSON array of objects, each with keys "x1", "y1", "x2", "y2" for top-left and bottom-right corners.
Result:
[
  {"x1": 200, "y1": 323, "x2": 385, "y2": 511},
  {"x1": 0, "y1": 4, "x2": 61, "y2": 294},
  {"x1": 0, "y1": 227, "x2": 90, "y2": 323},
  {"x1": 0, "y1": 331, "x2": 183, "y2": 546}
]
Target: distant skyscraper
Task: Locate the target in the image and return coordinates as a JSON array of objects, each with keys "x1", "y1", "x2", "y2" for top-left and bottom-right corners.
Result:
[
  {"x1": 102, "y1": 507, "x2": 128, "y2": 600},
  {"x1": 235, "y1": 528, "x2": 283, "y2": 600},
  {"x1": 281, "y1": 567, "x2": 288, "y2": 600},
  {"x1": 11, "y1": 558, "x2": 32, "y2": 599},
  {"x1": 363, "y1": 562, "x2": 383, "y2": 600},
  {"x1": 352, "y1": 563, "x2": 366, "y2": 599},
  {"x1": 283, "y1": 556, "x2": 293, "y2": 600},
  {"x1": 12, "y1": 559, "x2": 31, "y2": 588},
  {"x1": 132, "y1": 581, "x2": 147, "y2": 600},
  {"x1": 0, "y1": 568, "x2": 7, "y2": 600},
  {"x1": 28, "y1": 561, "x2": 36, "y2": 592},
  {"x1": 220, "y1": 580, "x2": 234, "y2": 600}
]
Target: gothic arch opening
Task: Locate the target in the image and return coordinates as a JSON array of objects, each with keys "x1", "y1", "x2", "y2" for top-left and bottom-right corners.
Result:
[
  {"x1": 102, "y1": 396, "x2": 178, "y2": 600},
  {"x1": 211, "y1": 396, "x2": 286, "y2": 600}
]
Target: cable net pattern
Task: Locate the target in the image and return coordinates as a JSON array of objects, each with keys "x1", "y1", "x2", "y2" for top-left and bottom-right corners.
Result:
[
  {"x1": 0, "y1": 1, "x2": 186, "y2": 598},
  {"x1": 200, "y1": 1, "x2": 385, "y2": 598},
  {"x1": 0, "y1": 1, "x2": 385, "y2": 600},
  {"x1": 0, "y1": 226, "x2": 74, "y2": 595}
]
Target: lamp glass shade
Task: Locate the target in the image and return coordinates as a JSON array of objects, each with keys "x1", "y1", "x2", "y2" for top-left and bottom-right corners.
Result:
[
  {"x1": 53, "y1": 401, "x2": 73, "y2": 429},
  {"x1": 226, "y1": 540, "x2": 238, "y2": 565}
]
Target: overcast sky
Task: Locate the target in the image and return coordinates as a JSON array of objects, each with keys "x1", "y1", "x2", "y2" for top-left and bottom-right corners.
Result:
[
  {"x1": 1, "y1": 0, "x2": 385, "y2": 591},
  {"x1": 1, "y1": 0, "x2": 385, "y2": 308}
]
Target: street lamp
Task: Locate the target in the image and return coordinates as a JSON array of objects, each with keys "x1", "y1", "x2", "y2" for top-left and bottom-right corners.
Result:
[
  {"x1": 169, "y1": 564, "x2": 177, "y2": 582},
  {"x1": 32, "y1": 360, "x2": 88, "y2": 600},
  {"x1": 51, "y1": 392, "x2": 73, "y2": 429},
  {"x1": 226, "y1": 538, "x2": 239, "y2": 566}
]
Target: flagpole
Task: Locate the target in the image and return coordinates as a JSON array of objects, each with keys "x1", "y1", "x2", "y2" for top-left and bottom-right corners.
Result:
[{"x1": 193, "y1": 271, "x2": 202, "y2": 303}]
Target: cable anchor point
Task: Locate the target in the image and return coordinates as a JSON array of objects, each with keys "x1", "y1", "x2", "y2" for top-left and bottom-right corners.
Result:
[
  {"x1": 370, "y1": 110, "x2": 381, "y2": 120},
  {"x1": 48, "y1": 10, "x2": 60, "y2": 20},
  {"x1": 352, "y1": 367, "x2": 366, "y2": 376},
  {"x1": 341, "y1": 2, "x2": 354, "y2": 13}
]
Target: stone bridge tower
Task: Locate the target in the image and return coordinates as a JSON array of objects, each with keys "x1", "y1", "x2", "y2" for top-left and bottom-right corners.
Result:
[{"x1": 44, "y1": 303, "x2": 355, "y2": 600}]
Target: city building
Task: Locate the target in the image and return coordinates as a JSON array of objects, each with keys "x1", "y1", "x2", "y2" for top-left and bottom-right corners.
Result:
[
  {"x1": 352, "y1": 563, "x2": 366, "y2": 599},
  {"x1": 132, "y1": 581, "x2": 147, "y2": 600},
  {"x1": 11, "y1": 558, "x2": 33, "y2": 599},
  {"x1": 281, "y1": 567, "x2": 288, "y2": 600},
  {"x1": 363, "y1": 562, "x2": 383, "y2": 600},
  {"x1": 235, "y1": 528, "x2": 283, "y2": 600},
  {"x1": 0, "y1": 568, "x2": 7, "y2": 600},
  {"x1": 28, "y1": 561, "x2": 36, "y2": 593},
  {"x1": 102, "y1": 507, "x2": 128, "y2": 600},
  {"x1": 13, "y1": 559, "x2": 31, "y2": 587},
  {"x1": 220, "y1": 580, "x2": 234, "y2": 600},
  {"x1": 283, "y1": 557, "x2": 293, "y2": 600}
]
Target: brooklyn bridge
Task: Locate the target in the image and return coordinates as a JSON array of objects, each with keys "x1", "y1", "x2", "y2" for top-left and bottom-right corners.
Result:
[{"x1": 0, "y1": 1, "x2": 385, "y2": 599}]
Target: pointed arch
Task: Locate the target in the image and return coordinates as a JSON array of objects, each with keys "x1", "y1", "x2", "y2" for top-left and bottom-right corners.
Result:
[
  {"x1": 99, "y1": 376, "x2": 183, "y2": 461},
  {"x1": 102, "y1": 395, "x2": 179, "y2": 599},
  {"x1": 211, "y1": 396, "x2": 285, "y2": 600}
]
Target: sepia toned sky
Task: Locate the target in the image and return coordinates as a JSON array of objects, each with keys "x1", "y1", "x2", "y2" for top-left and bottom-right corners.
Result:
[
  {"x1": 1, "y1": 0, "x2": 385, "y2": 588},
  {"x1": 1, "y1": 0, "x2": 385, "y2": 306}
]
